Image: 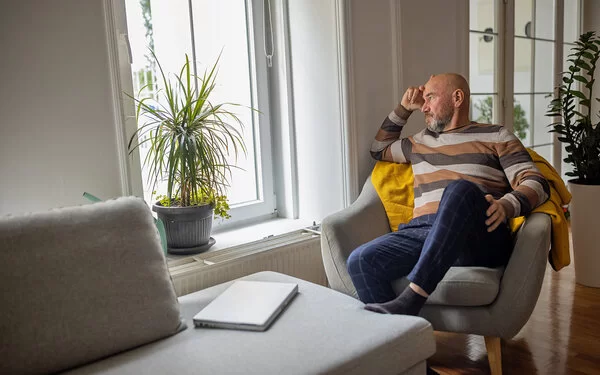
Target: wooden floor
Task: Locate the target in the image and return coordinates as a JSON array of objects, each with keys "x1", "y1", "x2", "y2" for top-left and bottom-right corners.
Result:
[{"x1": 429, "y1": 242, "x2": 600, "y2": 374}]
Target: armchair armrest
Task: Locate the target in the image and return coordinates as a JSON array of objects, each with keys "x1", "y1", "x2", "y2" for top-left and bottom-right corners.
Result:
[
  {"x1": 321, "y1": 178, "x2": 390, "y2": 297},
  {"x1": 489, "y1": 212, "x2": 551, "y2": 339}
]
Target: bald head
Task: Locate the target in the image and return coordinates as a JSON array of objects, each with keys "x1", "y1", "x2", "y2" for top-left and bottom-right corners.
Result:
[
  {"x1": 421, "y1": 73, "x2": 472, "y2": 132},
  {"x1": 428, "y1": 73, "x2": 470, "y2": 106}
]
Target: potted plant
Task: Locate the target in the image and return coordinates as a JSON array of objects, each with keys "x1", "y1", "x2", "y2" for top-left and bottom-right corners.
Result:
[
  {"x1": 128, "y1": 52, "x2": 247, "y2": 255},
  {"x1": 548, "y1": 31, "x2": 600, "y2": 287}
]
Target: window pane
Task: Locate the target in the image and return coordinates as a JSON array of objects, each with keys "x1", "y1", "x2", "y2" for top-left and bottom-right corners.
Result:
[
  {"x1": 471, "y1": 94, "x2": 498, "y2": 124},
  {"x1": 564, "y1": 0, "x2": 581, "y2": 43},
  {"x1": 532, "y1": 144, "x2": 553, "y2": 164},
  {"x1": 534, "y1": 0, "x2": 555, "y2": 40},
  {"x1": 514, "y1": 94, "x2": 532, "y2": 145},
  {"x1": 532, "y1": 94, "x2": 553, "y2": 145},
  {"x1": 470, "y1": 32, "x2": 497, "y2": 93},
  {"x1": 515, "y1": 0, "x2": 533, "y2": 38},
  {"x1": 125, "y1": 0, "x2": 195, "y2": 204},
  {"x1": 151, "y1": 1, "x2": 194, "y2": 77},
  {"x1": 514, "y1": 38, "x2": 532, "y2": 93},
  {"x1": 191, "y1": 0, "x2": 258, "y2": 205},
  {"x1": 534, "y1": 40, "x2": 555, "y2": 93},
  {"x1": 470, "y1": 0, "x2": 497, "y2": 33}
]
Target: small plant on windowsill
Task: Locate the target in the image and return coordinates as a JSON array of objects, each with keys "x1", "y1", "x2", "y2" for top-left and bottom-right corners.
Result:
[{"x1": 127, "y1": 51, "x2": 248, "y2": 255}]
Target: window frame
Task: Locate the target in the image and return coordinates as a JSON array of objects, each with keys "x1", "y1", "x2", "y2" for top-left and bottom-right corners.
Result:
[
  {"x1": 468, "y1": 0, "x2": 583, "y2": 177},
  {"x1": 117, "y1": 0, "x2": 278, "y2": 230}
]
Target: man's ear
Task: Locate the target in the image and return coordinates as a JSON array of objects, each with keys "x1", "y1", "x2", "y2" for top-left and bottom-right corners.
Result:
[{"x1": 452, "y1": 89, "x2": 465, "y2": 107}]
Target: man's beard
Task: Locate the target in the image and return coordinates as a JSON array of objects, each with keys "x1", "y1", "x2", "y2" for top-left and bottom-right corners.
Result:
[{"x1": 425, "y1": 113, "x2": 451, "y2": 133}]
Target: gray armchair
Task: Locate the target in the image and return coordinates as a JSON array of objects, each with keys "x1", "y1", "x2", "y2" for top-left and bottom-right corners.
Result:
[{"x1": 321, "y1": 178, "x2": 551, "y2": 375}]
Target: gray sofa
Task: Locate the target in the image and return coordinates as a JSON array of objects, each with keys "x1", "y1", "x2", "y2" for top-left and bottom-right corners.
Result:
[
  {"x1": 0, "y1": 197, "x2": 436, "y2": 375},
  {"x1": 321, "y1": 178, "x2": 551, "y2": 375}
]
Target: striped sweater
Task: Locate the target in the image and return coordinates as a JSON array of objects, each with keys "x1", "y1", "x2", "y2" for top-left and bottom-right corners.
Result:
[{"x1": 371, "y1": 107, "x2": 550, "y2": 219}]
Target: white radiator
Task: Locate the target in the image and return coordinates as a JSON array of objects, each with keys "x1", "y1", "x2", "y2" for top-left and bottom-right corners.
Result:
[{"x1": 167, "y1": 230, "x2": 326, "y2": 296}]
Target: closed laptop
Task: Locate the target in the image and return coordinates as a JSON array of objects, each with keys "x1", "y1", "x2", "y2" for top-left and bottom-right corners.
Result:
[{"x1": 193, "y1": 280, "x2": 298, "y2": 331}]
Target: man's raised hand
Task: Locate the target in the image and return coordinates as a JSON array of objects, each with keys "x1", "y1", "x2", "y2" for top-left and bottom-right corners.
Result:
[{"x1": 400, "y1": 86, "x2": 425, "y2": 112}]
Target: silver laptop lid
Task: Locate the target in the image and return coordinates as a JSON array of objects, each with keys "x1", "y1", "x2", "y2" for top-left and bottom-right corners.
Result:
[{"x1": 193, "y1": 280, "x2": 298, "y2": 331}]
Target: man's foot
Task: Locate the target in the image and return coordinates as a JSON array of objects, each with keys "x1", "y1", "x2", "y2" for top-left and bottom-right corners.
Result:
[{"x1": 364, "y1": 286, "x2": 427, "y2": 315}]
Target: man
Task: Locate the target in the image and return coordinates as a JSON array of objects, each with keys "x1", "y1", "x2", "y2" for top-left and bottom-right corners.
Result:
[{"x1": 347, "y1": 73, "x2": 550, "y2": 316}]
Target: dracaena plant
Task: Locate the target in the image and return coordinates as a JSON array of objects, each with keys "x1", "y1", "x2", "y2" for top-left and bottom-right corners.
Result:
[
  {"x1": 127, "y1": 51, "x2": 247, "y2": 217},
  {"x1": 547, "y1": 31, "x2": 600, "y2": 184}
]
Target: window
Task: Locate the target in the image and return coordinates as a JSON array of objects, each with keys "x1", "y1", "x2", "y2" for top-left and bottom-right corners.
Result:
[
  {"x1": 513, "y1": 0, "x2": 556, "y2": 162},
  {"x1": 469, "y1": 0, "x2": 500, "y2": 124},
  {"x1": 469, "y1": 0, "x2": 582, "y2": 179},
  {"x1": 124, "y1": 0, "x2": 275, "y2": 226}
]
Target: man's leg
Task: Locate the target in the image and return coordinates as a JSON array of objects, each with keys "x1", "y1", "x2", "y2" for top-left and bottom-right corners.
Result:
[
  {"x1": 365, "y1": 179, "x2": 513, "y2": 315},
  {"x1": 346, "y1": 215, "x2": 434, "y2": 303}
]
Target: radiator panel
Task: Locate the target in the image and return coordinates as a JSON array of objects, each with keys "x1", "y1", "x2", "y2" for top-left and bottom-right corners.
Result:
[{"x1": 168, "y1": 231, "x2": 326, "y2": 296}]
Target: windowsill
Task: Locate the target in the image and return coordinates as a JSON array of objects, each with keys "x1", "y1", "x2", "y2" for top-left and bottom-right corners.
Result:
[{"x1": 165, "y1": 217, "x2": 314, "y2": 262}]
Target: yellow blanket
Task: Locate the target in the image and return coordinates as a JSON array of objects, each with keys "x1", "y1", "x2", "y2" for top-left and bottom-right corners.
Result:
[
  {"x1": 508, "y1": 149, "x2": 572, "y2": 271},
  {"x1": 371, "y1": 148, "x2": 571, "y2": 271}
]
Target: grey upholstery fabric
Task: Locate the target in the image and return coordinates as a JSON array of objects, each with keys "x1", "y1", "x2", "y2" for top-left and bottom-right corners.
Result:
[
  {"x1": 66, "y1": 272, "x2": 436, "y2": 375},
  {"x1": 321, "y1": 178, "x2": 551, "y2": 340},
  {"x1": 321, "y1": 179, "x2": 389, "y2": 300},
  {"x1": 0, "y1": 198, "x2": 184, "y2": 375},
  {"x1": 392, "y1": 266, "x2": 505, "y2": 306}
]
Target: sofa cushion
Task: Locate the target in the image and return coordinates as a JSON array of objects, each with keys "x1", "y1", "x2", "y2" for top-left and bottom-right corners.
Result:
[
  {"x1": 64, "y1": 271, "x2": 435, "y2": 375},
  {"x1": 392, "y1": 266, "x2": 504, "y2": 306},
  {"x1": 0, "y1": 197, "x2": 185, "y2": 375}
]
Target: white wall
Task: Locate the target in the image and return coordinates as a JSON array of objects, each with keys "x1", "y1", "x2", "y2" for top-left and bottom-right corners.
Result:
[
  {"x1": 348, "y1": 0, "x2": 469, "y2": 188},
  {"x1": 0, "y1": 0, "x2": 123, "y2": 214}
]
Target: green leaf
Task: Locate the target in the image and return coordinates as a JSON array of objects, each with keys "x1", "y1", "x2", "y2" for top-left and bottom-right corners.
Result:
[
  {"x1": 582, "y1": 52, "x2": 595, "y2": 59},
  {"x1": 575, "y1": 60, "x2": 592, "y2": 70},
  {"x1": 573, "y1": 75, "x2": 589, "y2": 84}
]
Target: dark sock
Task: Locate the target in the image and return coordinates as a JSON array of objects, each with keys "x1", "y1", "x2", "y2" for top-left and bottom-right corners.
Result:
[{"x1": 364, "y1": 286, "x2": 427, "y2": 316}]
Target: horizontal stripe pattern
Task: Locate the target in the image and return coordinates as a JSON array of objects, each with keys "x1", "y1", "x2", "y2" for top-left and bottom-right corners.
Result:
[
  {"x1": 414, "y1": 162, "x2": 507, "y2": 181},
  {"x1": 371, "y1": 110, "x2": 409, "y2": 163},
  {"x1": 398, "y1": 123, "x2": 549, "y2": 218},
  {"x1": 411, "y1": 152, "x2": 502, "y2": 169}
]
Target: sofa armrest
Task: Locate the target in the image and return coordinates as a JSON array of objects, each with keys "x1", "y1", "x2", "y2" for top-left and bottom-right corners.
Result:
[
  {"x1": 321, "y1": 178, "x2": 390, "y2": 297},
  {"x1": 489, "y1": 212, "x2": 551, "y2": 339}
]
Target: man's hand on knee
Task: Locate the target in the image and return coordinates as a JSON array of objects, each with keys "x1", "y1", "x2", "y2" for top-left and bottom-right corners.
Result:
[{"x1": 484, "y1": 195, "x2": 507, "y2": 232}]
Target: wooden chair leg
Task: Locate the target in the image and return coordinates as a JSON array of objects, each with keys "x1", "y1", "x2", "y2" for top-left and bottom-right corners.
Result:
[{"x1": 484, "y1": 336, "x2": 502, "y2": 375}]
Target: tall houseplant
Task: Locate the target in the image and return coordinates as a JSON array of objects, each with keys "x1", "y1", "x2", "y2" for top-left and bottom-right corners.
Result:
[
  {"x1": 548, "y1": 31, "x2": 600, "y2": 287},
  {"x1": 128, "y1": 52, "x2": 246, "y2": 255}
]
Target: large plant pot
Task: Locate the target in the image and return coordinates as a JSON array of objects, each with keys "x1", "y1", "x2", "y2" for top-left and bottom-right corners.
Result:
[
  {"x1": 152, "y1": 203, "x2": 216, "y2": 255},
  {"x1": 569, "y1": 181, "x2": 600, "y2": 288}
]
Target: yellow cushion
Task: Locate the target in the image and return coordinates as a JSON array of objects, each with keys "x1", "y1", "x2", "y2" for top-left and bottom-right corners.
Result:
[{"x1": 371, "y1": 161, "x2": 414, "y2": 231}]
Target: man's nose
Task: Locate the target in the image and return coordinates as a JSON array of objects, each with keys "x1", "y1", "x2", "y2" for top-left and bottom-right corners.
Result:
[{"x1": 421, "y1": 103, "x2": 429, "y2": 112}]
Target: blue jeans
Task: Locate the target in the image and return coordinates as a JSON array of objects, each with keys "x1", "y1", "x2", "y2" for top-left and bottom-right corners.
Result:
[{"x1": 347, "y1": 180, "x2": 513, "y2": 303}]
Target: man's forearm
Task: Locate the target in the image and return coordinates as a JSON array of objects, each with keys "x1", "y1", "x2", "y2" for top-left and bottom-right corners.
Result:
[
  {"x1": 499, "y1": 175, "x2": 550, "y2": 218},
  {"x1": 370, "y1": 105, "x2": 412, "y2": 161}
]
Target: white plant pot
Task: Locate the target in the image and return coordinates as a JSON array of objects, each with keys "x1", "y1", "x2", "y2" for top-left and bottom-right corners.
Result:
[{"x1": 569, "y1": 180, "x2": 600, "y2": 288}]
